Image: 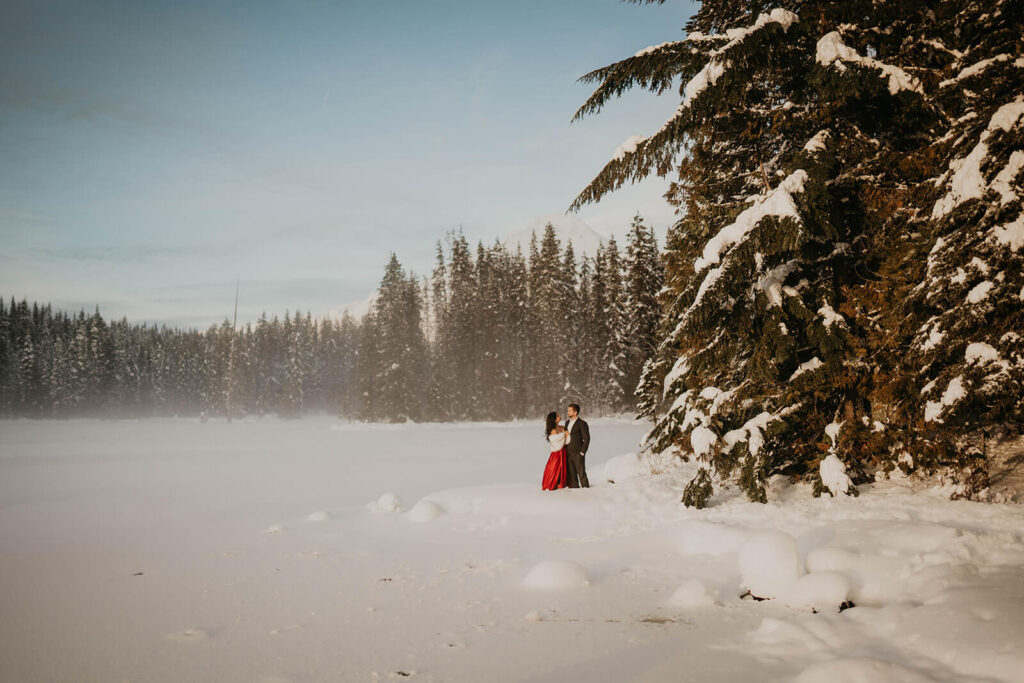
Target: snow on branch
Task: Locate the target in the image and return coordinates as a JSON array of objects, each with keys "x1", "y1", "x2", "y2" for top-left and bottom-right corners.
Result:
[
  {"x1": 932, "y1": 96, "x2": 1024, "y2": 218},
  {"x1": 991, "y1": 151, "x2": 1024, "y2": 207},
  {"x1": 633, "y1": 41, "x2": 680, "y2": 57},
  {"x1": 671, "y1": 170, "x2": 809, "y2": 326},
  {"x1": 570, "y1": 9, "x2": 798, "y2": 212},
  {"x1": 789, "y1": 357, "x2": 822, "y2": 381},
  {"x1": 803, "y1": 130, "x2": 830, "y2": 153},
  {"x1": 754, "y1": 259, "x2": 798, "y2": 307},
  {"x1": 612, "y1": 135, "x2": 646, "y2": 161},
  {"x1": 816, "y1": 32, "x2": 923, "y2": 95},
  {"x1": 991, "y1": 212, "x2": 1024, "y2": 252},
  {"x1": 656, "y1": 10, "x2": 799, "y2": 135},
  {"x1": 939, "y1": 53, "x2": 1017, "y2": 88},
  {"x1": 662, "y1": 355, "x2": 690, "y2": 398},
  {"x1": 694, "y1": 170, "x2": 808, "y2": 271},
  {"x1": 707, "y1": 9, "x2": 799, "y2": 57},
  {"x1": 924, "y1": 376, "x2": 966, "y2": 422}
]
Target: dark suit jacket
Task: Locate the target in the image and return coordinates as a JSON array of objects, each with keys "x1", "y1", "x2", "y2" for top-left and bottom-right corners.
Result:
[{"x1": 564, "y1": 418, "x2": 590, "y2": 457}]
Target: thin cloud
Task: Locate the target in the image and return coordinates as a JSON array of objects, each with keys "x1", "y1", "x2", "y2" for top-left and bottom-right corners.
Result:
[{"x1": 35, "y1": 243, "x2": 213, "y2": 263}]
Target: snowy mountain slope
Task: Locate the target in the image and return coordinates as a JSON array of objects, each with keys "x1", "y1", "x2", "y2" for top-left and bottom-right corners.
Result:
[
  {"x1": 503, "y1": 213, "x2": 607, "y2": 257},
  {"x1": 325, "y1": 292, "x2": 376, "y2": 321}
]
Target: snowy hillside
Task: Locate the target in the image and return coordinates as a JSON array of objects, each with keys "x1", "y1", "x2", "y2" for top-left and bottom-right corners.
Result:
[{"x1": 503, "y1": 213, "x2": 607, "y2": 257}]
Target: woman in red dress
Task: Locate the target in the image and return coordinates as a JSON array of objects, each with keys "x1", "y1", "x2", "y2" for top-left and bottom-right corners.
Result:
[{"x1": 542, "y1": 411, "x2": 568, "y2": 490}]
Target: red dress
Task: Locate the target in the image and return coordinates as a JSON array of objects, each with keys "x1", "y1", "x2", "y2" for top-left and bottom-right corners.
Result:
[{"x1": 542, "y1": 433, "x2": 568, "y2": 491}]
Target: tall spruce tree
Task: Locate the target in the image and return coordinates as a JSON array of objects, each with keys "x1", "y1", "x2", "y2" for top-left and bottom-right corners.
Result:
[
  {"x1": 893, "y1": 2, "x2": 1024, "y2": 491},
  {"x1": 573, "y1": 0, "x2": 1022, "y2": 506},
  {"x1": 447, "y1": 233, "x2": 479, "y2": 418},
  {"x1": 529, "y1": 224, "x2": 571, "y2": 410},
  {"x1": 622, "y1": 214, "x2": 664, "y2": 403},
  {"x1": 372, "y1": 254, "x2": 428, "y2": 422},
  {"x1": 356, "y1": 310, "x2": 381, "y2": 420},
  {"x1": 599, "y1": 237, "x2": 630, "y2": 412},
  {"x1": 560, "y1": 241, "x2": 584, "y2": 404},
  {"x1": 506, "y1": 244, "x2": 531, "y2": 417},
  {"x1": 427, "y1": 241, "x2": 453, "y2": 420}
]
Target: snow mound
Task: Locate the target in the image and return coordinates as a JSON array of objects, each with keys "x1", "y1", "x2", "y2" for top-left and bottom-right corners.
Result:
[
  {"x1": 783, "y1": 571, "x2": 851, "y2": 612},
  {"x1": 305, "y1": 511, "x2": 331, "y2": 522},
  {"x1": 805, "y1": 546, "x2": 858, "y2": 573},
  {"x1": 522, "y1": 560, "x2": 590, "y2": 590},
  {"x1": 739, "y1": 530, "x2": 802, "y2": 598},
  {"x1": 265, "y1": 523, "x2": 286, "y2": 534},
  {"x1": 676, "y1": 520, "x2": 749, "y2": 556},
  {"x1": 369, "y1": 493, "x2": 403, "y2": 513},
  {"x1": 668, "y1": 579, "x2": 716, "y2": 608},
  {"x1": 795, "y1": 657, "x2": 937, "y2": 683},
  {"x1": 820, "y1": 455, "x2": 854, "y2": 496},
  {"x1": 599, "y1": 450, "x2": 678, "y2": 482},
  {"x1": 805, "y1": 545, "x2": 905, "y2": 605},
  {"x1": 406, "y1": 500, "x2": 443, "y2": 523},
  {"x1": 600, "y1": 452, "x2": 647, "y2": 482}
]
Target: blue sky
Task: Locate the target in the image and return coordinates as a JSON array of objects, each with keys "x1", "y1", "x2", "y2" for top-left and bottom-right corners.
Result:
[{"x1": 1, "y1": 0, "x2": 695, "y2": 328}]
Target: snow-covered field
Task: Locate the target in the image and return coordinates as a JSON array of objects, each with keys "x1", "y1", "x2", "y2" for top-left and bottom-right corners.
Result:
[{"x1": 1, "y1": 418, "x2": 1022, "y2": 682}]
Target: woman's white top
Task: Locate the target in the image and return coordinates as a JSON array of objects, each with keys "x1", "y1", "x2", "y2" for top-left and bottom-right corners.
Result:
[{"x1": 548, "y1": 431, "x2": 569, "y2": 451}]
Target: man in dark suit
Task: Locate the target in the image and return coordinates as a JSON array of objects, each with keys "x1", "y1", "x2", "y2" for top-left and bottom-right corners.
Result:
[{"x1": 564, "y1": 403, "x2": 590, "y2": 488}]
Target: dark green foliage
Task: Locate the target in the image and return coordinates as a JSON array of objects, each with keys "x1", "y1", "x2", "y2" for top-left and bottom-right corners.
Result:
[
  {"x1": 371, "y1": 254, "x2": 428, "y2": 421},
  {"x1": 681, "y1": 466, "x2": 713, "y2": 507},
  {"x1": 574, "y1": 0, "x2": 1024, "y2": 506},
  {"x1": 623, "y1": 215, "x2": 664, "y2": 403}
]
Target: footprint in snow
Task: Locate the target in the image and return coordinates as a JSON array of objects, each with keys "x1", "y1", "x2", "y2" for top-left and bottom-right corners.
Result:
[
  {"x1": 305, "y1": 511, "x2": 331, "y2": 522},
  {"x1": 164, "y1": 627, "x2": 209, "y2": 642}
]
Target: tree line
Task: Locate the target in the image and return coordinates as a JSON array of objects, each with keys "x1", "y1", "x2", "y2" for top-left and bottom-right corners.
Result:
[{"x1": 0, "y1": 218, "x2": 662, "y2": 421}]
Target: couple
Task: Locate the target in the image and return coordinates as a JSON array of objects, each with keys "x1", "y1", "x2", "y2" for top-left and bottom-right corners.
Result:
[{"x1": 542, "y1": 403, "x2": 590, "y2": 490}]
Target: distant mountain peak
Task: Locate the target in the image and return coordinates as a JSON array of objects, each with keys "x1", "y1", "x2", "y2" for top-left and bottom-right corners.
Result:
[{"x1": 503, "y1": 213, "x2": 606, "y2": 258}]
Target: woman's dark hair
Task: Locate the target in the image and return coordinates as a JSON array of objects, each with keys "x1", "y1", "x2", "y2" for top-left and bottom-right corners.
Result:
[{"x1": 545, "y1": 411, "x2": 558, "y2": 438}]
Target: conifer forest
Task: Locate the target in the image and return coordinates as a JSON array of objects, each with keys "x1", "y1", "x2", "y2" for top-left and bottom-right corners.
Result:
[{"x1": 0, "y1": 219, "x2": 663, "y2": 423}]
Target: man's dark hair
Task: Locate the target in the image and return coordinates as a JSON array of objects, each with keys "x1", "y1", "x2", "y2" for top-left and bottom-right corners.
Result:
[{"x1": 569, "y1": 403, "x2": 581, "y2": 415}]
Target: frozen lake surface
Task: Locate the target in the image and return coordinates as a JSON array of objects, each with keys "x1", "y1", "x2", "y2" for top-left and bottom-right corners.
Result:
[{"x1": 1, "y1": 417, "x2": 1022, "y2": 682}]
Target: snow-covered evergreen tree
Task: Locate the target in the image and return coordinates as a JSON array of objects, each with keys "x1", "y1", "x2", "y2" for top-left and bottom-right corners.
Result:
[
  {"x1": 372, "y1": 254, "x2": 428, "y2": 422},
  {"x1": 622, "y1": 214, "x2": 664, "y2": 403},
  {"x1": 599, "y1": 237, "x2": 630, "y2": 412},
  {"x1": 282, "y1": 313, "x2": 312, "y2": 416},
  {"x1": 895, "y1": 1, "x2": 1024, "y2": 490},
  {"x1": 573, "y1": 0, "x2": 1022, "y2": 505},
  {"x1": 560, "y1": 241, "x2": 584, "y2": 404},
  {"x1": 446, "y1": 234, "x2": 479, "y2": 418},
  {"x1": 505, "y1": 244, "x2": 531, "y2": 417},
  {"x1": 529, "y1": 224, "x2": 572, "y2": 410}
]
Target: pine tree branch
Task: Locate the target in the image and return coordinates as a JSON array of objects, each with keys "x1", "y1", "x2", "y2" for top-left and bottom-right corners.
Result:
[{"x1": 572, "y1": 45, "x2": 700, "y2": 123}]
